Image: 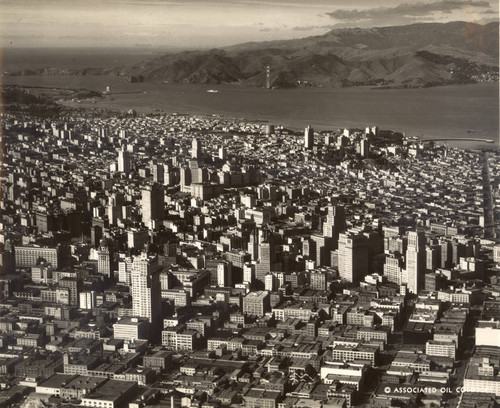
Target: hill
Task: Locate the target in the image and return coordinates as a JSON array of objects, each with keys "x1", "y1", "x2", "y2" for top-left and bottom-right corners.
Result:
[{"x1": 7, "y1": 21, "x2": 499, "y2": 88}]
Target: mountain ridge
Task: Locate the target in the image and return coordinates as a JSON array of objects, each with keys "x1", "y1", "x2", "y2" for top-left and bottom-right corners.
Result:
[{"x1": 6, "y1": 21, "x2": 499, "y2": 89}]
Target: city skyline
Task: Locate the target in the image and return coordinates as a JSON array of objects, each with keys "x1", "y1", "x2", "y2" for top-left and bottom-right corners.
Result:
[
  {"x1": 2, "y1": 106, "x2": 499, "y2": 406},
  {"x1": 0, "y1": 1, "x2": 499, "y2": 406}
]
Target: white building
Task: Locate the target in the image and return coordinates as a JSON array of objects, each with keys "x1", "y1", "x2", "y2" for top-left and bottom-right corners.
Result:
[
  {"x1": 113, "y1": 317, "x2": 150, "y2": 341},
  {"x1": 476, "y1": 320, "x2": 500, "y2": 347},
  {"x1": 79, "y1": 291, "x2": 96, "y2": 310},
  {"x1": 131, "y1": 253, "x2": 162, "y2": 340},
  {"x1": 406, "y1": 231, "x2": 426, "y2": 294}
]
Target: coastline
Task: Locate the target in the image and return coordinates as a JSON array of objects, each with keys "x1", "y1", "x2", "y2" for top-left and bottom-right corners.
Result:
[{"x1": 2, "y1": 77, "x2": 498, "y2": 150}]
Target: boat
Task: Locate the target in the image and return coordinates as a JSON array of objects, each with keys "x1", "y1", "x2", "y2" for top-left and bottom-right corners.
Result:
[{"x1": 207, "y1": 89, "x2": 219, "y2": 93}]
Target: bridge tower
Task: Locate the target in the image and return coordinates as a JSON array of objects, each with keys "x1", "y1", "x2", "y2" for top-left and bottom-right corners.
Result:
[{"x1": 265, "y1": 65, "x2": 271, "y2": 89}]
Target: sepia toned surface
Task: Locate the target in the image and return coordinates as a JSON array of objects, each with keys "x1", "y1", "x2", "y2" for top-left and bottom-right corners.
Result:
[{"x1": 0, "y1": 2, "x2": 499, "y2": 408}]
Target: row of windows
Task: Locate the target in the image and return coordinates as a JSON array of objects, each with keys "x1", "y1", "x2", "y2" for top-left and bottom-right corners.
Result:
[{"x1": 83, "y1": 400, "x2": 113, "y2": 408}]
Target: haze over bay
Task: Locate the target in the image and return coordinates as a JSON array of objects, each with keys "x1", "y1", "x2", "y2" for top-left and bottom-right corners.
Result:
[{"x1": 3, "y1": 74, "x2": 498, "y2": 148}]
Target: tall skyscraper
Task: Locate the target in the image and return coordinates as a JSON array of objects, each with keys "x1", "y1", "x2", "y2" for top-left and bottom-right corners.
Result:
[
  {"x1": 406, "y1": 231, "x2": 426, "y2": 294},
  {"x1": 79, "y1": 291, "x2": 96, "y2": 310},
  {"x1": 323, "y1": 205, "x2": 346, "y2": 247},
  {"x1": 303, "y1": 238, "x2": 316, "y2": 262},
  {"x1": 189, "y1": 160, "x2": 201, "y2": 184},
  {"x1": 97, "y1": 238, "x2": 113, "y2": 278},
  {"x1": 426, "y1": 244, "x2": 441, "y2": 273},
  {"x1": 131, "y1": 253, "x2": 162, "y2": 341},
  {"x1": 117, "y1": 147, "x2": 131, "y2": 173},
  {"x1": 255, "y1": 241, "x2": 272, "y2": 284},
  {"x1": 141, "y1": 184, "x2": 164, "y2": 227},
  {"x1": 192, "y1": 137, "x2": 202, "y2": 159},
  {"x1": 384, "y1": 254, "x2": 403, "y2": 284},
  {"x1": 165, "y1": 166, "x2": 180, "y2": 186},
  {"x1": 360, "y1": 138, "x2": 370, "y2": 157},
  {"x1": 217, "y1": 261, "x2": 232, "y2": 287},
  {"x1": 107, "y1": 192, "x2": 125, "y2": 226},
  {"x1": 180, "y1": 167, "x2": 192, "y2": 190},
  {"x1": 152, "y1": 162, "x2": 164, "y2": 184},
  {"x1": 0, "y1": 240, "x2": 15, "y2": 275},
  {"x1": 265, "y1": 273, "x2": 277, "y2": 291},
  {"x1": 304, "y1": 126, "x2": 314, "y2": 150},
  {"x1": 247, "y1": 228, "x2": 259, "y2": 261},
  {"x1": 118, "y1": 256, "x2": 134, "y2": 286},
  {"x1": 218, "y1": 146, "x2": 227, "y2": 160},
  {"x1": 243, "y1": 263, "x2": 255, "y2": 284},
  {"x1": 440, "y1": 239, "x2": 452, "y2": 269},
  {"x1": 311, "y1": 234, "x2": 333, "y2": 267},
  {"x1": 338, "y1": 232, "x2": 369, "y2": 284}
]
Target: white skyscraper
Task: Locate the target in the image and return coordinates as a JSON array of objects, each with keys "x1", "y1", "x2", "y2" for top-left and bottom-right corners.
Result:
[
  {"x1": 117, "y1": 147, "x2": 131, "y2": 173},
  {"x1": 217, "y1": 262, "x2": 232, "y2": 287},
  {"x1": 243, "y1": 263, "x2": 255, "y2": 284},
  {"x1": 192, "y1": 137, "x2": 202, "y2": 159},
  {"x1": 152, "y1": 162, "x2": 164, "y2": 184},
  {"x1": 406, "y1": 231, "x2": 426, "y2": 294},
  {"x1": 79, "y1": 291, "x2": 96, "y2": 310},
  {"x1": 218, "y1": 146, "x2": 227, "y2": 160},
  {"x1": 97, "y1": 238, "x2": 113, "y2": 278},
  {"x1": 131, "y1": 253, "x2": 162, "y2": 341},
  {"x1": 304, "y1": 125, "x2": 314, "y2": 150},
  {"x1": 265, "y1": 273, "x2": 277, "y2": 291},
  {"x1": 384, "y1": 255, "x2": 403, "y2": 285},
  {"x1": 118, "y1": 256, "x2": 134, "y2": 285}
]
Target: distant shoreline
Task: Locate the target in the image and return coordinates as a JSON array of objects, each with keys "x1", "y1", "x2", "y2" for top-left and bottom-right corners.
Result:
[{"x1": 3, "y1": 78, "x2": 498, "y2": 150}]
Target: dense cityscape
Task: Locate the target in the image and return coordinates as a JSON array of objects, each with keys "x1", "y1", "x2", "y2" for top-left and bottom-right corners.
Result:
[{"x1": 0, "y1": 107, "x2": 499, "y2": 408}]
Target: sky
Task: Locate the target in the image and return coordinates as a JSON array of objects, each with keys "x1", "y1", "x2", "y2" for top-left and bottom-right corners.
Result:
[{"x1": 1, "y1": 0, "x2": 498, "y2": 48}]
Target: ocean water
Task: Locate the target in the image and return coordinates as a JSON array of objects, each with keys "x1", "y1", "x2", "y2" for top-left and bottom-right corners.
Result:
[{"x1": 3, "y1": 75, "x2": 498, "y2": 149}]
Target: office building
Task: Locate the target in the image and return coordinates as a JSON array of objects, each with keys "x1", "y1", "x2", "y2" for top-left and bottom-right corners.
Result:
[
  {"x1": 31, "y1": 263, "x2": 53, "y2": 284},
  {"x1": 217, "y1": 261, "x2": 232, "y2": 287},
  {"x1": 323, "y1": 205, "x2": 346, "y2": 245},
  {"x1": 114, "y1": 317, "x2": 150, "y2": 341},
  {"x1": 310, "y1": 270, "x2": 327, "y2": 290},
  {"x1": 311, "y1": 234, "x2": 332, "y2": 267},
  {"x1": 425, "y1": 340, "x2": 456, "y2": 359},
  {"x1": 475, "y1": 320, "x2": 500, "y2": 347},
  {"x1": 243, "y1": 263, "x2": 255, "y2": 284},
  {"x1": 338, "y1": 233, "x2": 369, "y2": 284},
  {"x1": 127, "y1": 229, "x2": 150, "y2": 251},
  {"x1": 117, "y1": 147, "x2": 131, "y2": 173},
  {"x1": 131, "y1": 253, "x2": 162, "y2": 342},
  {"x1": 265, "y1": 273, "x2": 278, "y2": 292},
  {"x1": 15, "y1": 246, "x2": 61, "y2": 269},
  {"x1": 384, "y1": 255, "x2": 403, "y2": 285},
  {"x1": 304, "y1": 126, "x2": 314, "y2": 150},
  {"x1": 151, "y1": 163, "x2": 164, "y2": 184},
  {"x1": 97, "y1": 238, "x2": 113, "y2": 278},
  {"x1": 141, "y1": 184, "x2": 164, "y2": 227},
  {"x1": 494, "y1": 244, "x2": 500, "y2": 263},
  {"x1": 255, "y1": 241, "x2": 273, "y2": 284},
  {"x1": 192, "y1": 137, "x2": 201, "y2": 159},
  {"x1": 218, "y1": 146, "x2": 227, "y2": 160},
  {"x1": 406, "y1": 231, "x2": 426, "y2": 294},
  {"x1": 243, "y1": 290, "x2": 270, "y2": 317},
  {"x1": 79, "y1": 291, "x2": 96, "y2": 310},
  {"x1": 425, "y1": 245, "x2": 441, "y2": 273}
]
